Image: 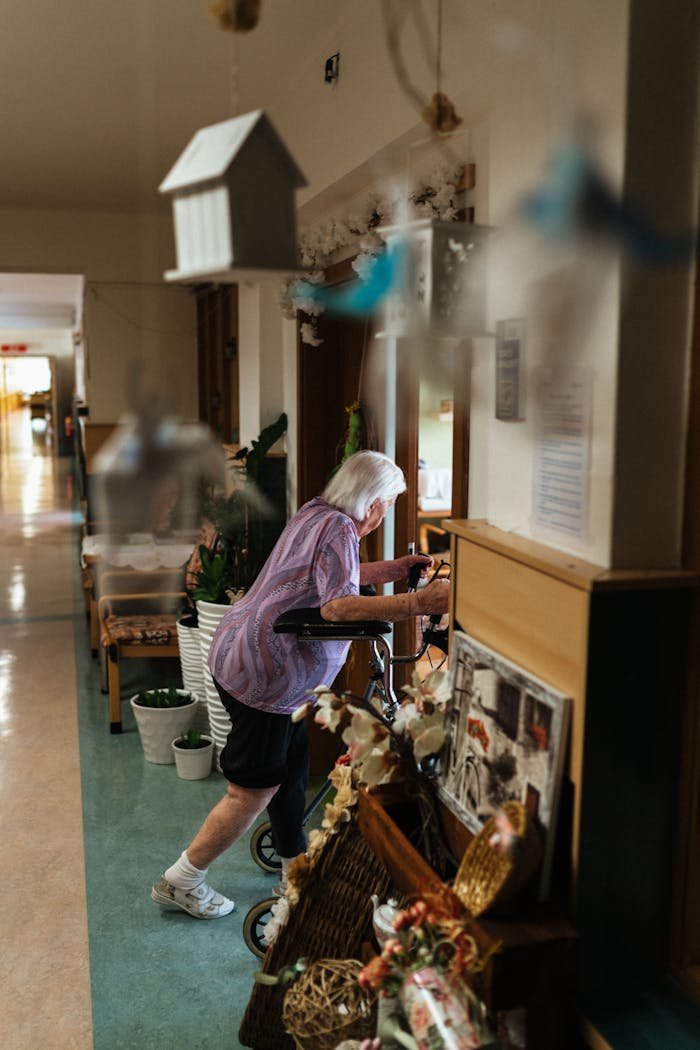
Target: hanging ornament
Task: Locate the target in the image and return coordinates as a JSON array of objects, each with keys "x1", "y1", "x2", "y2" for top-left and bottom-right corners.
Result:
[
  {"x1": 382, "y1": 0, "x2": 463, "y2": 140},
  {"x1": 209, "y1": 0, "x2": 261, "y2": 33},
  {"x1": 422, "y1": 91, "x2": 463, "y2": 134}
]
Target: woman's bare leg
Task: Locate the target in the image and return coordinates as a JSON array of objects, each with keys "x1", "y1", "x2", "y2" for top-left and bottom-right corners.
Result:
[{"x1": 186, "y1": 782, "x2": 278, "y2": 870}]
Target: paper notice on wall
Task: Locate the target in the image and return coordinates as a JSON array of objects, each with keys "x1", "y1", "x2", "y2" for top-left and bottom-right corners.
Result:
[{"x1": 533, "y1": 368, "x2": 592, "y2": 541}]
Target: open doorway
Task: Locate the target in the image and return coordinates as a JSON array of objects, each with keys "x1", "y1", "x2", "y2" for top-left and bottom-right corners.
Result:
[
  {"x1": 418, "y1": 371, "x2": 454, "y2": 559},
  {"x1": 0, "y1": 355, "x2": 54, "y2": 456},
  {"x1": 0, "y1": 272, "x2": 83, "y2": 457}
]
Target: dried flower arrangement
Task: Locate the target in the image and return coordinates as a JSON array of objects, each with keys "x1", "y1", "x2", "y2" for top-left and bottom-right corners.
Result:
[
  {"x1": 262, "y1": 760, "x2": 359, "y2": 948},
  {"x1": 358, "y1": 888, "x2": 492, "y2": 997},
  {"x1": 263, "y1": 669, "x2": 453, "y2": 949},
  {"x1": 359, "y1": 888, "x2": 497, "y2": 1049},
  {"x1": 297, "y1": 668, "x2": 453, "y2": 877}
]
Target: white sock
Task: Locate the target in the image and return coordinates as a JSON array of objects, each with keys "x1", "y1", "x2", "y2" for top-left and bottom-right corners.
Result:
[
  {"x1": 164, "y1": 850, "x2": 208, "y2": 890},
  {"x1": 279, "y1": 856, "x2": 296, "y2": 882}
]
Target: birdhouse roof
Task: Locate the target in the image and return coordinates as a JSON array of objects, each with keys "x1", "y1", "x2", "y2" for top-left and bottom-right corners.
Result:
[{"x1": 159, "y1": 109, "x2": 307, "y2": 194}]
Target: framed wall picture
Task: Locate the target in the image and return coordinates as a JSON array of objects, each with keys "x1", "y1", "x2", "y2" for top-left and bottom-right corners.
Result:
[
  {"x1": 439, "y1": 630, "x2": 571, "y2": 898},
  {"x1": 495, "y1": 317, "x2": 526, "y2": 420}
]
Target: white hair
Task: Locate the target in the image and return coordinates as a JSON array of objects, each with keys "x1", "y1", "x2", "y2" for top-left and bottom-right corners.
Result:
[{"x1": 321, "y1": 450, "x2": 406, "y2": 520}]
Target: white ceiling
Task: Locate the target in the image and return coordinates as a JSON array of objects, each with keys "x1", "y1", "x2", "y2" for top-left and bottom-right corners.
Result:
[
  {"x1": 0, "y1": 1, "x2": 337, "y2": 327},
  {"x1": 0, "y1": 0, "x2": 480, "y2": 328},
  {"x1": 2, "y1": 1, "x2": 251, "y2": 214}
]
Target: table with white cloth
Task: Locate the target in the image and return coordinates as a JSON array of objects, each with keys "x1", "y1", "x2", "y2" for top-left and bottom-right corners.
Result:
[
  {"x1": 81, "y1": 533, "x2": 196, "y2": 655},
  {"x1": 81, "y1": 533, "x2": 196, "y2": 571}
]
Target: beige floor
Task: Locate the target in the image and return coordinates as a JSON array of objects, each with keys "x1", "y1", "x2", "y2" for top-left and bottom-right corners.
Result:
[{"x1": 0, "y1": 413, "x2": 93, "y2": 1049}]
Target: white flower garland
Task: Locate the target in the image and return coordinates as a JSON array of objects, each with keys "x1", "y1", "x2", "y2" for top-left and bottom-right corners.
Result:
[{"x1": 283, "y1": 164, "x2": 466, "y2": 344}]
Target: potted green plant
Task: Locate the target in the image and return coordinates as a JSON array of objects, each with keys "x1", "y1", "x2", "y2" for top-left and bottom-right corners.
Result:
[
  {"x1": 192, "y1": 410, "x2": 288, "y2": 610},
  {"x1": 130, "y1": 687, "x2": 196, "y2": 764},
  {"x1": 171, "y1": 728, "x2": 214, "y2": 780}
]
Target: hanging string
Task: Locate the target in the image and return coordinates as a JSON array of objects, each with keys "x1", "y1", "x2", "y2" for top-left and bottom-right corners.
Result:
[
  {"x1": 381, "y1": 0, "x2": 428, "y2": 114},
  {"x1": 436, "y1": 0, "x2": 442, "y2": 101},
  {"x1": 381, "y1": 0, "x2": 462, "y2": 139},
  {"x1": 86, "y1": 286, "x2": 196, "y2": 339},
  {"x1": 230, "y1": 33, "x2": 240, "y2": 115},
  {"x1": 356, "y1": 317, "x2": 370, "y2": 403}
]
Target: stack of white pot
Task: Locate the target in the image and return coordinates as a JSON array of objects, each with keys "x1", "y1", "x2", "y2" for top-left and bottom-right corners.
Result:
[
  {"x1": 176, "y1": 614, "x2": 210, "y2": 733},
  {"x1": 196, "y1": 596, "x2": 244, "y2": 763}
]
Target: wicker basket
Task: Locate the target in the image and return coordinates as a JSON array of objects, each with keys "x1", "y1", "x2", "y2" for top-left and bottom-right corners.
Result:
[
  {"x1": 282, "y1": 958, "x2": 376, "y2": 1050},
  {"x1": 452, "y1": 801, "x2": 541, "y2": 917},
  {"x1": 239, "y1": 816, "x2": 392, "y2": 1049}
]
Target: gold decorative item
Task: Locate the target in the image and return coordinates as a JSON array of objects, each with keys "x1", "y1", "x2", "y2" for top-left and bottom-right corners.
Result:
[
  {"x1": 453, "y1": 801, "x2": 541, "y2": 917},
  {"x1": 282, "y1": 958, "x2": 376, "y2": 1050}
]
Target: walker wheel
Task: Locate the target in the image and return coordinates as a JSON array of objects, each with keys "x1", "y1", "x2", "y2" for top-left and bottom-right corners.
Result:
[
  {"x1": 242, "y1": 898, "x2": 277, "y2": 958},
  {"x1": 250, "y1": 821, "x2": 282, "y2": 872}
]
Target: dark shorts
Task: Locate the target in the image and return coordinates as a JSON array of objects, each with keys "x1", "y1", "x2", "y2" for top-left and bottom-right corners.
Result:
[{"x1": 214, "y1": 679, "x2": 308, "y2": 789}]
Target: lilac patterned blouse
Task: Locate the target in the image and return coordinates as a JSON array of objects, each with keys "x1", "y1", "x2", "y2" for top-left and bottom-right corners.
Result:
[{"x1": 208, "y1": 498, "x2": 360, "y2": 714}]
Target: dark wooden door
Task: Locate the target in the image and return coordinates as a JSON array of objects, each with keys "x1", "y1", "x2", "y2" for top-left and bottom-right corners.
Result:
[{"x1": 195, "y1": 284, "x2": 239, "y2": 443}]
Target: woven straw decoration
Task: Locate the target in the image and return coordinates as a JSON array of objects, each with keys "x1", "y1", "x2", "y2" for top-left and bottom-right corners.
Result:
[
  {"x1": 238, "y1": 817, "x2": 392, "y2": 1050},
  {"x1": 453, "y1": 800, "x2": 541, "y2": 916},
  {"x1": 282, "y1": 958, "x2": 375, "y2": 1050}
]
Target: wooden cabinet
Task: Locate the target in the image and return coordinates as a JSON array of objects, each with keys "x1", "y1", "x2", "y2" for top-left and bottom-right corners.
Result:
[
  {"x1": 444, "y1": 519, "x2": 698, "y2": 1017},
  {"x1": 357, "y1": 786, "x2": 578, "y2": 1048}
]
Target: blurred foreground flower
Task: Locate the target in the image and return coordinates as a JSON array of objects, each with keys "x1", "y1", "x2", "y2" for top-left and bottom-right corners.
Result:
[{"x1": 304, "y1": 669, "x2": 453, "y2": 875}]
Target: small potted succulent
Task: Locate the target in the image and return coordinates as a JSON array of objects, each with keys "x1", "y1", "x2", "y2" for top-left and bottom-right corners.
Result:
[
  {"x1": 130, "y1": 687, "x2": 196, "y2": 764},
  {"x1": 171, "y1": 728, "x2": 214, "y2": 780}
]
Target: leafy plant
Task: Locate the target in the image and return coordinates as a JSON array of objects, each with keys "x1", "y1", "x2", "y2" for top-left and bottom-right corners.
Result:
[
  {"x1": 190, "y1": 544, "x2": 236, "y2": 605},
  {"x1": 133, "y1": 688, "x2": 193, "y2": 709},
  {"x1": 232, "y1": 412, "x2": 288, "y2": 485},
  {"x1": 189, "y1": 412, "x2": 288, "y2": 605},
  {"x1": 174, "y1": 728, "x2": 208, "y2": 749}
]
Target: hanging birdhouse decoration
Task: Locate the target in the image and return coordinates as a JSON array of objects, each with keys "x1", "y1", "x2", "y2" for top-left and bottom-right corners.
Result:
[
  {"x1": 159, "y1": 109, "x2": 307, "y2": 283},
  {"x1": 378, "y1": 218, "x2": 490, "y2": 339}
]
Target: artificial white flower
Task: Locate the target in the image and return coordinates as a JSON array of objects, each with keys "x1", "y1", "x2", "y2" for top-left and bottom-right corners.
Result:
[
  {"x1": 393, "y1": 696, "x2": 446, "y2": 762},
  {"x1": 412, "y1": 720, "x2": 446, "y2": 762},
  {"x1": 312, "y1": 688, "x2": 345, "y2": 731},
  {"x1": 350, "y1": 251, "x2": 377, "y2": 279},
  {"x1": 291, "y1": 701, "x2": 312, "y2": 723},
  {"x1": 342, "y1": 705, "x2": 389, "y2": 763},
  {"x1": 359, "y1": 744, "x2": 401, "y2": 787},
  {"x1": 401, "y1": 668, "x2": 452, "y2": 710},
  {"x1": 300, "y1": 322, "x2": 323, "y2": 347},
  {"x1": 391, "y1": 701, "x2": 419, "y2": 736},
  {"x1": 262, "y1": 895, "x2": 290, "y2": 947}
]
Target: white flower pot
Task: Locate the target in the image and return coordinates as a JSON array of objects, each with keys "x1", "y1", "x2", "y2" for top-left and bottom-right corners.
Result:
[
  {"x1": 176, "y1": 615, "x2": 209, "y2": 733},
  {"x1": 172, "y1": 735, "x2": 214, "y2": 780},
  {"x1": 195, "y1": 596, "x2": 244, "y2": 765},
  {"x1": 130, "y1": 690, "x2": 196, "y2": 764}
]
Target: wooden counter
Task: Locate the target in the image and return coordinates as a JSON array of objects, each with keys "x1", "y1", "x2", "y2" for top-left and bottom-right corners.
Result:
[{"x1": 443, "y1": 519, "x2": 699, "y2": 1008}]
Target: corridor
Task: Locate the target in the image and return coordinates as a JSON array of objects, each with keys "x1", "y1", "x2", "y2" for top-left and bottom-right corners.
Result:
[
  {"x1": 0, "y1": 409, "x2": 273, "y2": 1049},
  {"x1": 0, "y1": 409, "x2": 93, "y2": 1046}
]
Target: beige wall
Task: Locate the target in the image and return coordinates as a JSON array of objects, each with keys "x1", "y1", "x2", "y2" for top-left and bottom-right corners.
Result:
[{"x1": 0, "y1": 206, "x2": 197, "y2": 423}]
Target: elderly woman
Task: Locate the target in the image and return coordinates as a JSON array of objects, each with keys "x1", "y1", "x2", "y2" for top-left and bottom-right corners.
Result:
[{"x1": 152, "y1": 450, "x2": 449, "y2": 919}]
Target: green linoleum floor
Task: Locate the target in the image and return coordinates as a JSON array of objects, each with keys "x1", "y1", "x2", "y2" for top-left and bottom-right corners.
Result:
[{"x1": 72, "y1": 568, "x2": 289, "y2": 1048}]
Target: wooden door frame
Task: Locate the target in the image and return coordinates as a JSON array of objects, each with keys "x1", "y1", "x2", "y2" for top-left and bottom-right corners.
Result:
[
  {"x1": 673, "y1": 254, "x2": 700, "y2": 1002},
  {"x1": 195, "y1": 284, "x2": 239, "y2": 443}
]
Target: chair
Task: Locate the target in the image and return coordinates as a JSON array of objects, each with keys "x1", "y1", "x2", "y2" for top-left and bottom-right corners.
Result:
[
  {"x1": 97, "y1": 569, "x2": 186, "y2": 733},
  {"x1": 419, "y1": 521, "x2": 450, "y2": 558}
]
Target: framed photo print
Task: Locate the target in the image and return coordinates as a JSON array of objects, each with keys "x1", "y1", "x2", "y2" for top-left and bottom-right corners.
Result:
[{"x1": 439, "y1": 630, "x2": 571, "y2": 898}]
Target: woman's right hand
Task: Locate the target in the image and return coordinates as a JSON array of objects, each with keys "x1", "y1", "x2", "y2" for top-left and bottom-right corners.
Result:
[{"x1": 416, "y1": 576, "x2": 450, "y2": 615}]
